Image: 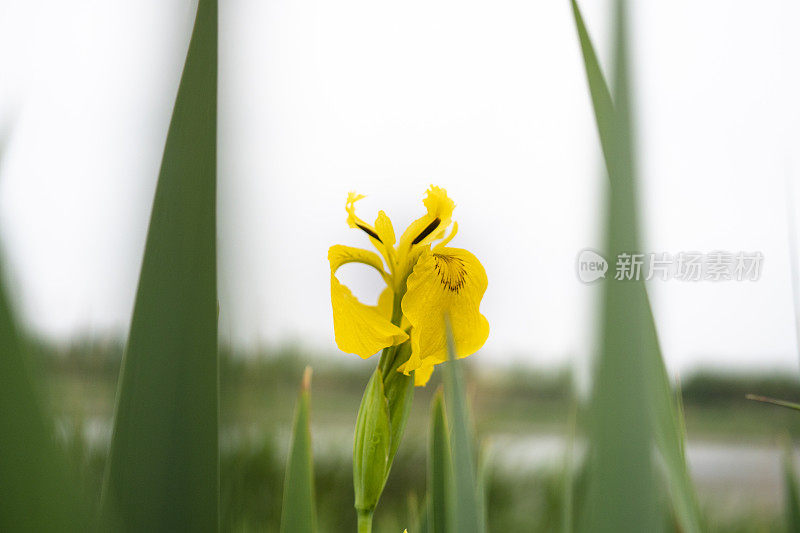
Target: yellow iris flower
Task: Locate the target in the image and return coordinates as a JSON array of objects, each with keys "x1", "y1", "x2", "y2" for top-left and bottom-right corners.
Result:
[{"x1": 328, "y1": 186, "x2": 489, "y2": 386}]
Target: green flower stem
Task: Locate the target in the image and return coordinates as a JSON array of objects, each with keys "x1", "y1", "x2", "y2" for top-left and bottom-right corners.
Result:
[
  {"x1": 377, "y1": 344, "x2": 398, "y2": 377},
  {"x1": 357, "y1": 509, "x2": 374, "y2": 533}
]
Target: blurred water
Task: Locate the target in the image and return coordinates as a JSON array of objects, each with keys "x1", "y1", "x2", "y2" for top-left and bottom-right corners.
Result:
[{"x1": 494, "y1": 433, "x2": 798, "y2": 512}]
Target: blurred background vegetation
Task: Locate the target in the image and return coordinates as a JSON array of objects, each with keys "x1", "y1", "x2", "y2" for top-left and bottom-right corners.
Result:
[{"x1": 35, "y1": 337, "x2": 800, "y2": 532}]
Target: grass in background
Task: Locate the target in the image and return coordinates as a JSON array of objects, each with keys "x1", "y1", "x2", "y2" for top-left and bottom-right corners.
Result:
[
  {"x1": 442, "y1": 336, "x2": 486, "y2": 533},
  {"x1": 280, "y1": 368, "x2": 317, "y2": 533},
  {"x1": 30, "y1": 342, "x2": 800, "y2": 531},
  {"x1": 427, "y1": 390, "x2": 452, "y2": 533}
]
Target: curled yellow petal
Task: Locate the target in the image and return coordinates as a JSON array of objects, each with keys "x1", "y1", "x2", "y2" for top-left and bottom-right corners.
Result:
[
  {"x1": 328, "y1": 246, "x2": 408, "y2": 358},
  {"x1": 398, "y1": 186, "x2": 455, "y2": 251},
  {"x1": 329, "y1": 244, "x2": 389, "y2": 283},
  {"x1": 346, "y1": 193, "x2": 396, "y2": 265},
  {"x1": 401, "y1": 247, "x2": 489, "y2": 366}
]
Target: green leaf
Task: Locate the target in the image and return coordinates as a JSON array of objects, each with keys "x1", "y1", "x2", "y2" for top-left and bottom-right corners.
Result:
[
  {"x1": 784, "y1": 441, "x2": 800, "y2": 533},
  {"x1": 417, "y1": 497, "x2": 430, "y2": 533},
  {"x1": 572, "y1": 1, "x2": 661, "y2": 531},
  {"x1": 0, "y1": 254, "x2": 89, "y2": 531},
  {"x1": 476, "y1": 443, "x2": 491, "y2": 533},
  {"x1": 427, "y1": 389, "x2": 452, "y2": 533},
  {"x1": 571, "y1": 1, "x2": 704, "y2": 532},
  {"x1": 406, "y1": 492, "x2": 424, "y2": 533},
  {"x1": 101, "y1": 1, "x2": 219, "y2": 530},
  {"x1": 353, "y1": 367, "x2": 392, "y2": 512},
  {"x1": 570, "y1": 0, "x2": 614, "y2": 174},
  {"x1": 280, "y1": 367, "x2": 317, "y2": 533},
  {"x1": 442, "y1": 328, "x2": 485, "y2": 533},
  {"x1": 646, "y1": 302, "x2": 704, "y2": 533}
]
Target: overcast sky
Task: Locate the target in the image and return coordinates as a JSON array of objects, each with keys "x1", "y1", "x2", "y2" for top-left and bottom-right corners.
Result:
[{"x1": 1, "y1": 0, "x2": 800, "y2": 374}]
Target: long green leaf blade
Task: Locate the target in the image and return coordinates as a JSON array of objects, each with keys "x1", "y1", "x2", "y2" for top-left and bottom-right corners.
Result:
[
  {"x1": 101, "y1": 1, "x2": 219, "y2": 530},
  {"x1": 280, "y1": 367, "x2": 317, "y2": 533},
  {"x1": 571, "y1": 2, "x2": 703, "y2": 531},
  {"x1": 646, "y1": 302, "x2": 704, "y2": 533},
  {"x1": 427, "y1": 389, "x2": 452, "y2": 533},
  {"x1": 573, "y1": 1, "x2": 660, "y2": 531},
  {"x1": 443, "y1": 330, "x2": 485, "y2": 533}
]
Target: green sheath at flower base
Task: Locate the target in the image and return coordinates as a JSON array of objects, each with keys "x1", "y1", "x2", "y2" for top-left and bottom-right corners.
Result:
[
  {"x1": 353, "y1": 367, "x2": 391, "y2": 513},
  {"x1": 382, "y1": 342, "x2": 415, "y2": 472}
]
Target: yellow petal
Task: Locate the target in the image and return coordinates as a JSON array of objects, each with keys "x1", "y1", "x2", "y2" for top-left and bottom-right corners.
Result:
[
  {"x1": 401, "y1": 247, "x2": 489, "y2": 365},
  {"x1": 414, "y1": 363, "x2": 435, "y2": 386},
  {"x1": 398, "y1": 186, "x2": 455, "y2": 251},
  {"x1": 346, "y1": 193, "x2": 396, "y2": 266},
  {"x1": 377, "y1": 286, "x2": 395, "y2": 319},
  {"x1": 375, "y1": 210, "x2": 396, "y2": 248},
  {"x1": 377, "y1": 287, "x2": 411, "y2": 330},
  {"x1": 329, "y1": 244, "x2": 386, "y2": 274},
  {"x1": 397, "y1": 351, "x2": 435, "y2": 386},
  {"x1": 329, "y1": 246, "x2": 407, "y2": 358}
]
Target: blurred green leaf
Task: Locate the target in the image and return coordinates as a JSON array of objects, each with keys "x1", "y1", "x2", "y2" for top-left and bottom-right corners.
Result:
[
  {"x1": 101, "y1": 0, "x2": 219, "y2": 530},
  {"x1": 417, "y1": 498, "x2": 430, "y2": 533},
  {"x1": 651, "y1": 358, "x2": 704, "y2": 533},
  {"x1": 406, "y1": 492, "x2": 424, "y2": 533},
  {"x1": 572, "y1": 0, "x2": 661, "y2": 531},
  {"x1": 0, "y1": 123, "x2": 90, "y2": 532},
  {"x1": 570, "y1": 0, "x2": 614, "y2": 173},
  {"x1": 784, "y1": 441, "x2": 800, "y2": 533},
  {"x1": 476, "y1": 443, "x2": 491, "y2": 533},
  {"x1": 280, "y1": 367, "x2": 317, "y2": 533},
  {"x1": 354, "y1": 367, "x2": 392, "y2": 514},
  {"x1": 427, "y1": 389, "x2": 452, "y2": 533},
  {"x1": 0, "y1": 257, "x2": 89, "y2": 531},
  {"x1": 443, "y1": 328, "x2": 485, "y2": 533},
  {"x1": 571, "y1": 1, "x2": 703, "y2": 531}
]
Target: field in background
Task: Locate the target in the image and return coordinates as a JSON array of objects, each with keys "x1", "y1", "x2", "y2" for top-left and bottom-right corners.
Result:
[{"x1": 34, "y1": 338, "x2": 800, "y2": 532}]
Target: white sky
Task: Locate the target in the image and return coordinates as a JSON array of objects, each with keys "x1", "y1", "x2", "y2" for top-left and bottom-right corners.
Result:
[{"x1": 1, "y1": 0, "x2": 800, "y2": 374}]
